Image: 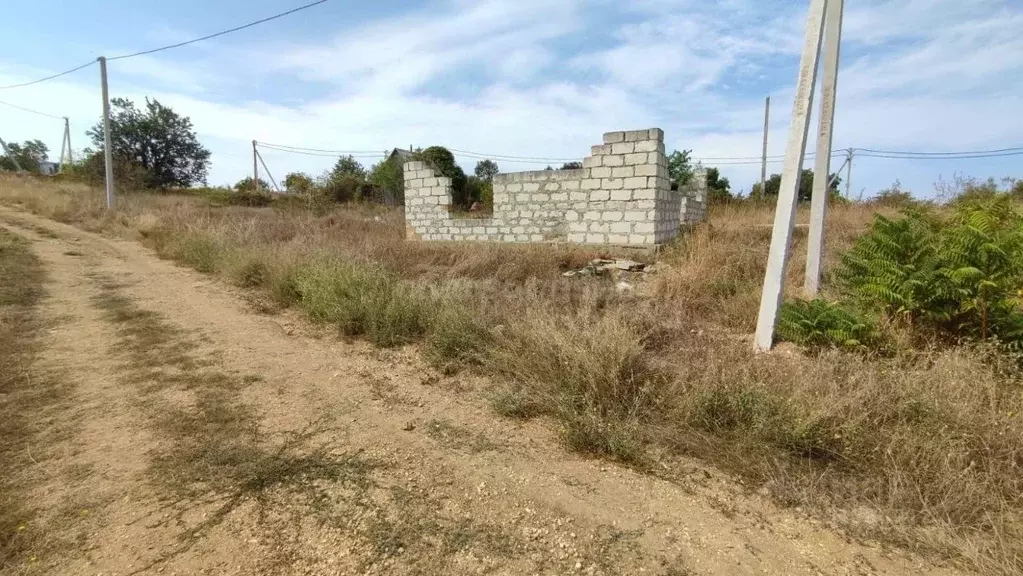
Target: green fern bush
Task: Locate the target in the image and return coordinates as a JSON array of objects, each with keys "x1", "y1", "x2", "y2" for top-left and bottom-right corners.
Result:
[
  {"x1": 777, "y1": 299, "x2": 878, "y2": 350},
  {"x1": 836, "y1": 195, "x2": 1023, "y2": 346}
]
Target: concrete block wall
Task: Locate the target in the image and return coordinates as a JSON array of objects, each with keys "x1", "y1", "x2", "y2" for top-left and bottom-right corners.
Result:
[
  {"x1": 403, "y1": 128, "x2": 707, "y2": 246},
  {"x1": 680, "y1": 169, "x2": 708, "y2": 225}
]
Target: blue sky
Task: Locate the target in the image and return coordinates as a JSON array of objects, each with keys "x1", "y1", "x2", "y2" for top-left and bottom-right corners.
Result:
[{"x1": 1, "y1": 0, "x2": 1022, "y2": 197}]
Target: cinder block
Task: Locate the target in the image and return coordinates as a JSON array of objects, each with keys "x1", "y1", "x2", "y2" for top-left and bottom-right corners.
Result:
[
  {"x1": 546, "y1": 182, "x2": 560, "y2": 191},
  {"x1": 610, "y1": 222, "x2": 632, "y2": 234},
  {"x1": 624, "y1": 152, "x2": 648, "y2": 166},
  {"x1": 634, "y1": 164, "x2": 657, "y2": 177},
  {"x1": 586, "y1": 233, "x2": 606, "y2": 244},
  {"x1": 523, "y1": 182, "x2": 540, "y2": 192},
  {"x1": 634, "y1": 140, "x2": 660, "y2": 153},
  {"x1": 625, "y1": 130, "x2": 650, "y2": 142},
  {"x1": 625, "y1": 211, "x2": 645, "y2": 221},
  {"x1": 634, "y1": 222, "x2": 655, "y2": 233},
  {"x1": 648, "y1": 128, "x2": 664, "y2": 141},
  {"x1": 603, "y1": 131, "x2": 625, "y2": 144},
  {"x1": 566, "y1": 210, "x2": 580, "y2": 221},
  {"x1": 602, "y1": 154, "x2": 624, "y2": 167},
  {"x1": 590, "y1": 166, "x2": 612, "y2": 178},
  {"x1": 583, "y1": 156, "x2": 602, "y2": 169},
  {"x1": 610, "y1": 189, "x2": 632, "y2": 201},
  {"x1": 624, "y1": 177, "x2": 647, "y2": 189},
  {"x1": 506, "y1": 183, "x2": 523, "y2": 193},
  {"x1": 551, "y1": 192, "x2": 568, "y2": 201},
  {"x1": 602, "y1": 178, "x2": 624, "y2": 190},
  {"x1": 611, "y1": 166, "x2": 634, "y2": 178},
  {"x1": 649, "y1": 152, "x2": 665, "y2": 165},
  {"x1": 601, "y1": 211, "x2": 624, "y2": 221},
  {"x1": 611, "y1": 142, "x2": 635, "y2": 155},
  {"x1": 568, "y1": 233, "x2": 587, "y2": 243},
  {"x1": 409, "y1": 198, "x2": 424, "y2": 206},
  {"x1": 581, "y1": 179, "x2": 602, "y2": 190},
  {"x1": 410, "y1": 178, "x2": 424, "y2": 188},
  {"x1": 512, "y1": 226, "x2": 525, "y2": 234},
  {"x1": 633, "y1": 188, "x2": 656, "y2": 200},
  {"x1": 588, "y1": 222, "x2": 609, "y2": 233},
  {"x1": 609, "y1": 234, "x2": 629, "y2": 245},
  {"x1": 584, "y1": 210, "x2": 601, "y2": 221},
  {"x1": 589, "y1": 190, "x2": 610, "y2": 201},
  {"x1": 515, "y1": 235, "x2": 529, "y2": 242},
  {"x1": 531, "y1": 194, "x2": 548, "y2": 202},
  {"x1": 564, "y1": 181, "x2": 581, "y2": 191},
  {"x1": 437, "y1": 177, "x2": 452, "y2": 186},
  {"x1": 591, "y1": 144, "x2": 613, "y2": 155}
]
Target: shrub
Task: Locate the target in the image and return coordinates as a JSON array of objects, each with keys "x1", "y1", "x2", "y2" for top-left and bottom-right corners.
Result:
[{"x1": 777, "y1": 299, "x2": 879, "y2": 350}]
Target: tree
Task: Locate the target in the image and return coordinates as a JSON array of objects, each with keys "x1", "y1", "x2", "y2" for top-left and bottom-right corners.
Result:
[
  {"x1": 560, "y1": 161, "x2": 583, "y2": 170},
  {"x1": 87, "y1": 97, "x2": 211, "y2": 188},
  {"x1": 667, "y1": 149, "x2": 694, "y2": 190},
  {"x1": 329, "y1": 155, "x2": 366, "y2": 181},
  {"x1": 474, "y1": 159, "x2": 499, "y2": 182},
  {"x1": 751, "y1": 169, "x2": 841, "y2": 202},
  {"x1": 368, "y1": 156, "x2": 405, "y2": 204},
  {"x1": 0, "y1": 139, "x2": 48, "y2": 172},
  {"x1": 234, "y1": 176, "x2": 271, "y2": 191},
  {"x1": 283, "y1": 172, "x2": 314, "y2": 194},
  {"x1": 415, "y1": 146, "x2": 468, "y2": 206},
  {"x1": 705, "y1": 167, "x2": 732, "y2": 203}
]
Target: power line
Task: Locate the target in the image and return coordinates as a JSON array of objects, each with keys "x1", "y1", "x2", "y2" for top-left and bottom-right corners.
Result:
[
  {"x1": 257, "y1": 143, "x2": 382, "y2": 159},
  {"x1": 257, "y1": 141, "x2": 382, "y2": 154},
  {"x1": 0, "y1": 98, "x2": 64, "y2": 120},
  {"x1": 856, "y1": 150, "x2": 1023, "y2": 160},
  {"x1": 855, "y1": 145, "x2": 1023, "y2": 157},
  {"x1": 108, "y1": 0, "x2": 329, "y2": 61},
  {"x1": 0, "y1": 60, "x2": 95, "y2": 91}
]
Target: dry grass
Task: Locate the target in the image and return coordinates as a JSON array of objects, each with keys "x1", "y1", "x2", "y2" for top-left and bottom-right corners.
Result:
[
  {"x1": 0, "y1": 228, "x2": 82, "y2": 573},
  {"x1": 3, "y1": 174, "x2": 1022, "y2": 574}
]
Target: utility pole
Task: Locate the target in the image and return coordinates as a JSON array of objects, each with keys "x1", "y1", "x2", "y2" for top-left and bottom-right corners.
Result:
[
  {"x1": 804, "y1": 0, "x2": 844, "y2": 298},
  {"x1": 65, "y1": 117, "x2": 73, "y2": 165},
  {"x1": 754, "y1": 0, "x2": 828, "y2": 352},
  {"x1": 99, "y1": 57, "x2": 115, "y2": 208},
  {"x1": 252, "y1": 140, "x2": 259, "y2": 192},
  {"x1": 58, "y1": 117, "x2": 70, "y2": 172},
  {"x1": 760, "y1": 95, "x2": 770, "y2": 196},
  {"x1": 0, "y1": 136, "x2": 22, "y2": 171},
  {"x1": 844, "y1": 147, "x2": 853, "y2": 199}
]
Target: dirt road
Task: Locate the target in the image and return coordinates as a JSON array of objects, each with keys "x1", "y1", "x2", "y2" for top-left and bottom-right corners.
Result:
[{"x1": 0, "y1": 206, "x2": 963, "y2": 575}]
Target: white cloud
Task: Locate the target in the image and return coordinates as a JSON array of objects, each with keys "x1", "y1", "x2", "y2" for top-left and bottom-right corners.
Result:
[{"x1": 0, "y1": 0, "x2": 1021, "y2": 197}]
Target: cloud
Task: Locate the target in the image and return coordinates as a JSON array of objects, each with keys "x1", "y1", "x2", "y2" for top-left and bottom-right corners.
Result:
[{"x1": 0, "y1": 0, "x2": 1020, "y2": 197}]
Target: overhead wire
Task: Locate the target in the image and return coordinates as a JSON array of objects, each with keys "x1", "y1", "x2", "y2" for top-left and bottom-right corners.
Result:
[
  {"x1": 0, "y1": 60, "x2": 96, "y2": 90},
  {"x1": 107, "y1": 0, "x2": 329, "y2": 61},
  {"x1": 0, "y1": 98, "x2": 65, "y2": 120}
]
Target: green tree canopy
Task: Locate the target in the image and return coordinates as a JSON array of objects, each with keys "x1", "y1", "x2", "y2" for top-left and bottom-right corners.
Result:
[
  {"x1": 560, "y1": 161, "x2": 583, "y2": 170},
  {"x1": 415, "y1": 146, "x2": 469, "y2": 206},
  {"x1": 0, "y1": 139, "x2": 48, "y2": 172},
  {"x1": 751, "y1": 169, "x2": 841, "y2": 202},
  {"x1": 474, "y1": 159, "x2": 499, "y2": 182},
  {"x1": 368, "y1": 156, "x2": 405, "y2": 204},
  {"x1": 234, "y1": 176, "x2": 271, "y2": 191},
  {"x1": 705, "y1": 167, "x2": 732, "y2": 203},
  {"x1": 283, "y1": 172, "x2": 314, "y2": 193},
  {"x1": 329, "y1": 155, "x2": 366, "y2": 181},
  {"x1": 87, "y1": 97, "x2": 211, "y2": 188},
  {"x1": 667, "y1": 149, "x2": 694, "y2": 190}
]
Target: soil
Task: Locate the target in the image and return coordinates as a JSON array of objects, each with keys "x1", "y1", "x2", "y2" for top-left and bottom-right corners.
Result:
[{"x1": 0, "y1": 206, "x2": 965, "y2": 576}]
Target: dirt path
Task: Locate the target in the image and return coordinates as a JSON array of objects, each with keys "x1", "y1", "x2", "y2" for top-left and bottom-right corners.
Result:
[{"x1": 0, "y1": 206, "x2": 966, "y2": 576}]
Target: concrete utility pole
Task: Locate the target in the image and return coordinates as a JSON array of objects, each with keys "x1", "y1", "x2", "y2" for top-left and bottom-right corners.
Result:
[
  {"x1": 58, "y1": 117, "x2": 70, "y2": 172},
  {"x1": 845, "y1": 147, "x2": 853, "y2": 199},
  {"x1": 754, "y1": 0, "x2": 829, "y2": 352},
  {"x1": 252, "y1": 140, "x2": 259, "y2": 192},
  {"x1": 99, "y1": 57, "x2": 115, "y2": 208},
  {"x1": 760, "y1": 95, "x2": 770, "y2": 196},
  {"x1": 804, "y1": 0, "x2": 844, "y2": 298},
  {"x1": 0, "y1": 136, "x2": 22, "y2": 171}
]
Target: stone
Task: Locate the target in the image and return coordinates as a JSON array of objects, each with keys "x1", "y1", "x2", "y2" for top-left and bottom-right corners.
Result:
[{"x1": 611, "y1": 142, "x2": 635, "y2": 155}]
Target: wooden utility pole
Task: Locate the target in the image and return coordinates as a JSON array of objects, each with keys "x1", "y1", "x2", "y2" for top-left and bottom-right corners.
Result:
[
  {"x1": 754, "y1": 0, "x2": 828, "y2": 352},
  {"x1": 760, "y1": 95, "x2": 770, "y2": 196},
  {"x1": 804, "y1": 0, "x2": 844, "y2": 297},
  {"x1": 99, "y1": 57, "x2": 115, "y2": 208}
]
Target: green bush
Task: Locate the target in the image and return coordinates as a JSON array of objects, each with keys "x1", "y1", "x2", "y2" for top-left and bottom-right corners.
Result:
[
  {"x1": 837, "y1": 195, "x2": 1023, "y2": 346},
  {"x1": 777, "y1": 298, "x2": 879, "y2": 350}
]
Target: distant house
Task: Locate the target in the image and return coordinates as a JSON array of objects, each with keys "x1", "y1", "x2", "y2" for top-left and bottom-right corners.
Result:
[
  {"x1": 38, "y1": 161, "x2": 59, "y2": 175},
  {"x1": 388, "y1": 148, "x2": 414, "y2": 162}
]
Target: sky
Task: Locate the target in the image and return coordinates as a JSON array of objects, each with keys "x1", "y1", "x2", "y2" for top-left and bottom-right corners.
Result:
[{"x1": 0, "y1": 0, "x2": 1021, "y2": 198}]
